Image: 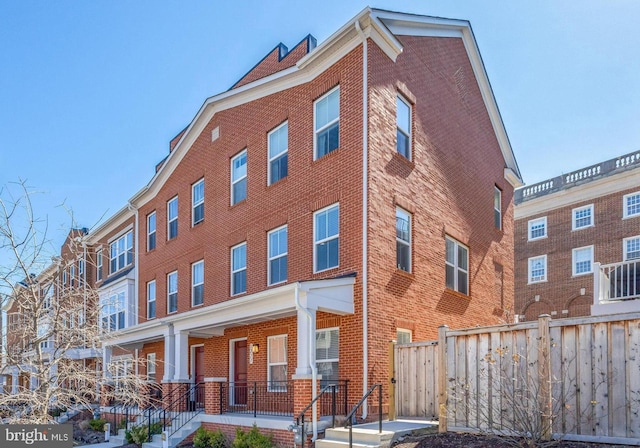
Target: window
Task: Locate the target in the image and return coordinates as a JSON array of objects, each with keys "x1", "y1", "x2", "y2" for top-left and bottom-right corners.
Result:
[
  {"x1": 396, "y1": 207, "x2": 411, "y2": 272},
  {"x1": 231, "y1": 150, "x2": 247, "y2": 205},
  {"x1": 528, "y1": 255, "x2": 547, "y2": 283},
  {"x1": 573, "y1": 246, "x2": 594, "y2": 276},
  {"x1": 314, "y1": 204, "x2": 339, "y2": 272},
  {"x1": 70, "y1": 265, "x2": 76, "y2": 287},
  {"x1": 268, "y1": 122, "x2": 288, "y2": 185},
  {"x1": 267, "y1": 334, "x2": 287, "y2": 391},
  {"x1": 192, "y1": 179, "x2": 204, "y2": 225},
  {"x1": 231, "y1": 243, "x2": 247, "y2": 295},
  {"x1": 78, "y1": 259, "x2": 84, "y2": 277},
  {"x1": 316, "y1": 328, "x2": 339, "y2": 385},
  {"x1": 528, "y1": 217, "x2": 547, "y2": 241},
  {"x1": 396, "y1": 329, "x2": 412, "y2": 344},
  {"x1": 167, "y1": 271, "x2": 178, "y2": 314},
  {"x1": 572, "y1": 204, "x2": 594, "y2": 230},
  {"x1": 624, "y1": 192, "x2": 640, "y2": 218},
  {"x1": 147, "y1": 353, "x2": 156, "y2": 382},
  {"x1": 494, "y1": 187, "x2": 502, "y2": 230},
  {"x1": 147, "y1": 280, "x2": 156, "y2": 319},
  {"x1": 62, "y1": 269, "x2": 67, "y2": 286},
  {"x1": 396, "y1": 95, "x2": 411, "y2": 159},
  {"x1": 624, "y1": 236, "x2": 640, "y2": 260},
  {"x1": 110, "y1": 231, "x2": 133, "y2": 274},
  {"x1": 147, "y1": 212, "x2": 156, "y2": 251},
  {"x1": 167, "y1": 197, "x2": 178, "y2": 240},
  {"x1": 192, "y1": 260, "x2": 204, "y2": 306},
  {"x1": 96, "y1": 249, "x2": 103, "y2": 281},
  {"x1": 445, "y1": 237, "x2": 469, "y2": 294},
  {"x1": 102, "y1": 291, "x2": 125, "y2": 332},
  {"x1": 268, "y1": 226, "x2": 288, "y2": 285},
  {"x1": 314, "y1": 87, "x2": 340, "y2": 159}
]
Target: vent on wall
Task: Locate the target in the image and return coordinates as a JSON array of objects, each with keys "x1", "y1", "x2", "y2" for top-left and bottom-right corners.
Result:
[{"x1": 211, "y1": 126, "x2": 220, "y2": 142}]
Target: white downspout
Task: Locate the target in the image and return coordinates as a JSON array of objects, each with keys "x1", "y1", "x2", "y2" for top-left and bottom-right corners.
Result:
[
  {"x1": 355, "y1": 19, "x2": 369, "y2": 419},
  {"x1": 294, "y1": 284, "x2": 318, "y2": 440}
]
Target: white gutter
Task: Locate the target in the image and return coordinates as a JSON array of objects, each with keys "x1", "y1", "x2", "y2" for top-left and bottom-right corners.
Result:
[
  {"x1": 355, "y1": 19, "x2": 369, "y2": 420},
  {"x1": 294, "y1": 284, "x2": 318, "y2": 440}
]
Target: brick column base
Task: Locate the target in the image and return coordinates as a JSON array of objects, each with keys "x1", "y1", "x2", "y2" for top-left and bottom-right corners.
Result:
[{"x1": 204, "y1": 378, "x2": 226, "y2": 415}]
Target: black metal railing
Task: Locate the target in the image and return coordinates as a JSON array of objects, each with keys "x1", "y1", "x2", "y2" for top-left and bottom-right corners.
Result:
[
  {"x1": 221, "y1": 381, "x2": 293, "y2": 417},
  {"x1": 295, "y1": 382, "x2": 346, "y2": 448},
  {"x1": 318, "y1": 380, "x2": 349, "y2": 416},
  {"x1": 345, "y1": 384, "x2": 382, "y2": 448},
  {"x1": 144, "y1": 382, "x2": 205, "y2": 442}
]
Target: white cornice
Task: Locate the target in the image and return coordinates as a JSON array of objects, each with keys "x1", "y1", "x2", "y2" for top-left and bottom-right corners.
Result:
[{"x1": 87, "y1": 205, "x2": 134, "y2": 244}]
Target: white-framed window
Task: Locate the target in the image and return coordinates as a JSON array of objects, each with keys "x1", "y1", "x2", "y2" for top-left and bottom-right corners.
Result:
[
  {"x1": 96, "y1": 249, "x2": 103, "y2": 281},
  {"x1": 147, "y1": 211, "x2": 156, "y2": 251},
  {"x1": 192, "y1": 260, "x2": 204, "y2": 306},
  {"x1": 192, "y1": 179, "x2": 205, "y2": 225},
  {"x1": 268, "y1": 122, "x2": 288, "y2": 185},
  {"x1": 231, "y1": 242, "x2": 247, "y2": 295},
  {"x1": 78, "y1": 259, "x2": 85, "y2": 277},
  {"x1": 314, "y1": 204, "x2": 339, "y2": 272},
  {"x1": 267, "y1": 334, "x2": 287, "y2": 391},
  {"x1": 528, "y1": 217, "x2": 547, "y2": 241},
  {"x1": 167, "y1": 271, "x2": 178, "y2": 314},
  {"x1": 623, "y1": 192, "x2": 640, "y2": 219},
  {"x1": 316, "y1": 328, "x2": 339, "y2": 384},
  {"x1": 396, "y1": 328, "x2": 412, "y2": 344},
  {"x1": 268, "y1": 226, "x2": 287, "y2": 285},
  {"x1": 396, "y1": 207, "x2": 411, "y2": 272},
  {"x1": 231, "y1": 150, "x2": 247, "y2": 205},
  {"x1": 110, "y1": 356, "x2": 133, "y2": 392},
  {"x1": 572, "y1": 246, "x2": 594, "y2": 276},
  {"x1": 147, "y1": 280, "x2": 156, "y2": 319},
  {"x1": 572, "y1": 204, "x2": 594, "y2": 230},
  {"x1": 314, "y1": 86, "x2": 340, "y2": 159},
  {"x1": 70, "y1": 265, "x2": 76, "y2": 287},
  {"x1": 623, "y1": 236, "x2": 640, "y2": 261},
  {"x1": 102, "y1": 291, "x2": 125, "y2": 332},
  {"x1": 147, "y1": 353, "x2": 156, "y2": 382},
  {"x1": 528, "y1": 255, "x2": 547, "y2": 284},
  {"x1": 62, "y1": 269, "x2": 67, "y2": 286},
  {"x1": 167, "y1": 197, "x2": 178, "y2": 240},
  {"x1": 494, "y1": 187, "x2": 502, "y2": 230},
  {"x1": 445, "y1": 237, "x2": 469, "y2": 294},
  {"x1": 396, "y1": 95, "x2": 411, "y2": 159},
  {"x1": 110, "y1": 231, "x2": 133, "y2": 274}
]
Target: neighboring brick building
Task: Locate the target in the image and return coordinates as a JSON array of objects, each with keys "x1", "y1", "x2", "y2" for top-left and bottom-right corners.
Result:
[{"x1": 514, "y1": 151, "x2": 640, "y2": 320}]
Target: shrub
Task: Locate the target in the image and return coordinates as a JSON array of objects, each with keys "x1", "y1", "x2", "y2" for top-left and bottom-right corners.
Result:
[
  {"x1": 48, "y1": 406, "x2": 67, "y2": 418},
  {"x1": 149, "y1": 421, "x2": 163, "y2": 435},
  {"x1": 193, "y1": 427, "x2": 228, "y2": 448},
  {"x1": 78, "y1": 420, "x2": 90, "y2": 431},
  {"x1": 232, "y1": 425, "x2": 273, "y2": 448},
  {"x1": 125, "y1": 425, "x2": 149, "y2": 447},
  {"x1": 89, "y1": 418, "x2": 107, "y2": 431}
]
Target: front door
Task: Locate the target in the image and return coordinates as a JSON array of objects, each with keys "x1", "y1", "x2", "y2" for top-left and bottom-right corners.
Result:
[
  {"x1": 193, "y1": 346, "x2": 205, "y2": 409},
  {"x1": 233, "y1": 340, "x2": 247, "y2": 405}
]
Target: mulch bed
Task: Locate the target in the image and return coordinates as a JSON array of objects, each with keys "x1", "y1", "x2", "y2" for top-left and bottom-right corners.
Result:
[{"x1": 392, "y1": 432, "x2": 624, "y2": 448}]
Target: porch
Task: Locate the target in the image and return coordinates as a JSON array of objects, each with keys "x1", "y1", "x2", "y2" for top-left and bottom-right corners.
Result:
[{"x1": 592, "y1": 260, "x2": 640, "y2": 315}]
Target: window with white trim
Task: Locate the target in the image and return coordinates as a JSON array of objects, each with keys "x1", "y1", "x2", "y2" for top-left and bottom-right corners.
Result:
[
  {"x1": 528, "y1": 255, "x2": 547, "y2": 283},
  {"x1": 396, "y1": 328, "x2": 412, "y2": 344},
  {"x1": 267, "y1": 334, "x2": 287, "y2": 391},
  {"x1": 167, "y1": 271, "x2": 178, "y2": 314},
  {"x1": 79, "y1": 259, "x2": 84, "y2": 277},
  {"x1": 528, "y1": 217, "x2": 547, "y2": 241},
  {"x1": 101, "y1": 291, "x2": 125, "y2": 332},
  {"x1": 231, "y1": 243, "x2": 247, "y2": 295},
  {"x1": 96, "y1": 249, "x2": 103, "y2": 281},
  {"x1": 316, "y1": 328, "x2": 339, "y2": 385},
  {"x1": 396, "y1": 95, "x2": 411, "y2": 159},
  {"x1": 110, "y1": 356, "x2": 133, "y2": 392},
  {"x1": 62, "y1": 269, "x2": 67, "y2": 286},
  {"x1": 494, "y1": 187, "x2": 502, "y2": 230},
  {"x1": 110, "y1": 231, "x2": 133, "y2": 274},
  {"x1": 572, "y1": 204, "x2": 594, "y2": 230},
  {"x1": 268, "y1": 226, "x2": 287, "y2": 285},
  {"x1": 396, "y1": 207, "x2": 411, "y2": 272},
  {"x1": 624, "y1": 236, "x2": 640, "y2": 260},
  {"x1": 147, "y1": 280, "x2": 156, "y2": 319},
  {"x1": 192, "y1": 179, "x2": 204, "y2": 225},
  {"x1": 147, "y1": 353, "x2": 156, "y2": 382},
  {"x1": 314, "y1": 87, "x2": 340, "y2": 159},
  {"x1": 624, "y1": 192, "x2": 640, "y2": 218},
  {"x1": 167, "y1": 197, "x2": 178, "y2": 240},
  {"x1": 147, "y1": 212, "x2": 156, "y2": 251},
  {"x1": 572, "y1": 246, "x2": 594, "y2": 276},
  {"x1": 445, "y1": 237, "x2": 469, "y2": 294},
  {"x1": 268, "y1": 122, "x2": 288, "y2": 185},
  {"x1": 70, "y1": 265, "x2": 76, "y2": 287},
  {"x1": 192, "y1": 260, "x2": 204, "y2": 306},
  {"x1": 231, "y1": 150, "x2": 247, "y2": 205},
  {"x1": 314, "y1": 204, "x2": 339, "y2": 272}
]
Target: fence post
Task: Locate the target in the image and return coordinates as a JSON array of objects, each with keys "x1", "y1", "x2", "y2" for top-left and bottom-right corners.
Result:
[
  {"x1": 388, "y1": 339, "x2": 396, "y2": 421},
  {"x1": 438, "y1": 325, "x2": 448, "y2": 433},
  {"x1": 537, "y1": 314, "x2": 552, "y2": 441}
]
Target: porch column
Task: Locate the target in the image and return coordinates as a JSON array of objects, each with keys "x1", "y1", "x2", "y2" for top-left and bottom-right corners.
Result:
[
  {"x1": 102, "y1": 345, "x2": 112, "y2": 379},
  {"x1": 173, "y1": 331, "x2": 189, "y2": 381},
  {"x1": 11, "y1": 370, "x2": 18, "y2": 394},
  {"x1": 295, "y1": 304, "x2": 317, "y2": 375},
  {"x1": 163, "y1": 324, "x2": 175, "y2": 381},
  {"x1": 204, "y1": 377, "x2": 226, "y2": 415}
]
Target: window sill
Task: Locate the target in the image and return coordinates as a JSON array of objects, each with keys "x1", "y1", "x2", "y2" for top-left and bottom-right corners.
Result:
[
  {"x1": 313, "y1": 147, "x2": 341, "y2": 163},
  {"x1": 192, "y1": 220, "x2": 204, "y2": 228},
  {"x1": 392, "y1": 152, "x2": 415, "y2": 170},
  {"x1": 230, "y1": 199, "x2": 247, "y2": 209},
  {"x1": 571, "y1": 225, "x2": 594, "y2": 232},
  {"x1": 528, "y1": 236, "x2": 548, "y2": 242},
  {"x1": 572, "y1": 272, "x2": 593, "y2": 278},
  {"x1": 527, "y1": 280, "x2": 548, "y2": 285},
  {"x1": 267, "y1": 177, "x2": 288, "y2": 189},
  {"x1": 444, "y1": 288, "x2": 471, "y2": 300},
  {"x1": 394, "y1": 268, "x2": 414, "y2": 280},
  {"x1": 191, "y1": 302, "x2": 204, "y2": 308}
]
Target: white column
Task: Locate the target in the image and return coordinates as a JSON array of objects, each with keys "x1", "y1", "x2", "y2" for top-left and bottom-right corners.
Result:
[
  {"x1": 163, "y1": 325, "x2": 175, "y2": 382},
  {"x1": 295, "y1": 305, "x2": 317, "y2": 375},
  {"x1": 102, "y1": 346, "x2": 113, "y2": 379},
  {"x1": 11, "y1": 369, "x2": 18, "y2": 394},
  {"x1": 30, "y1": 372, "x2": 38, "y2": 391},
  {"x1": 174, "y1": 331, "x2": 190, "y2": 381}
]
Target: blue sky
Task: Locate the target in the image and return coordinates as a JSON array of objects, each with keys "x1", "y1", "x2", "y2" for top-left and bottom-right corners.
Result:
[{"x1": 1, "y1": 0, "x2": 639, "y2": 257}]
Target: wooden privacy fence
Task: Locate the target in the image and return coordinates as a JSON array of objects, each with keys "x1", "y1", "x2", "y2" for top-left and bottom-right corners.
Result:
[{"x1": 394, "y1": 340, "x2": 439, "y2": 419}]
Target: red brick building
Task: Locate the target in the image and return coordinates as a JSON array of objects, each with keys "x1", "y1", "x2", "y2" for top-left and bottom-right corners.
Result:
[{"x1": 514, "y1": 151, "x2": 640, "y2": 320}]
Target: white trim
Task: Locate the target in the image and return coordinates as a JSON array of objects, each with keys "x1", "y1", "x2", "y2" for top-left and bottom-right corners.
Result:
[
  {"x1": 396, "y1": 207, "x2": 411, "y2": 273},
  {"x1": 167, "y1": 271, "x2": 178, "y2": 314},
  {"x1": 445, "y1": 236, "x2": 469, "y2": 294},
  {"x1": 191, "y1": 259, "x2": 205, "y2": 307},
  {"x1": 231, "y1": 242, "x2": 247, "y2": 296},
  {"x1": 572, "y1": 245, "x2": 594, "y2": 277},
  {"x1": 231, "y1": 149, "x2": 248, "y2": 206},
  {"x1": 528, "y1": 254, "x2": 547, "y2": 284},
  {"x1": 146, "y1": 279, "x2": 156, "y2": 319},
  {"x1": 106, "y1": 223, "x2": 134, "y2": 244},
  {"x1": 167, "y1": 196, "x2": 179, "y2": 240},
  {"x1": 190, "y1": 343, "x2": 205, "y2": 383},
  {"x1": 147, "y1": 211, "x2": 156, "y2": 251},
  {"x1": 192, "y1": 178, "x2": 205, "y2": 226},
  {"x1": 267, "y1": 334, "x2": 288, "y2": 391},
  {"x1": 313, "y1": 86, "x2": 340, "y2": 160},
  {"x1": 267, "y1": 225, "x2": 288, "y2": 286},
  {"x1": 623, "y1": 235, "x2": 640, "y2": 261},
  {"x1": 396, "y1": 328, "x2": 412, "y2": 344},
  {"x1": 396, "y1": 94, "x2": 412, "y2": 160},
  {"x1": 228, "y1": 337, "x2": 247, "y2": 405},
  {"x1": 572, "y1": 204, "x2": 594, "y2": 231},
  {"x1": 313, "y1": 203, "x2": 340, "y2": 273},
  {"x1": 267, "y1": 122, "x2": 288, "y2": 185},
  {"x1": 623, "y1": 191, "x2": 640, "y2": 219},
  {"x1": 527, "y1": 216, "x2": 547, "y2": 241},
  {"x1": 494, "y1": 186, "x2": 502, "y2": 230},
  {"x1": 109, "y1": 230, "x2": 133, "y2": 275}
]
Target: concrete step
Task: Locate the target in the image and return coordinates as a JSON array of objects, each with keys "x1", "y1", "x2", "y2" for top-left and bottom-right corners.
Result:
[{"x1": 316, "y1": 427, "x2": 395, "y2": 448}]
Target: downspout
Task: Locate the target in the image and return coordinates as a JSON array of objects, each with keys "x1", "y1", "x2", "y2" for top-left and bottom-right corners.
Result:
[
  {"x1": 355, "y1": 19, "x2": 369, "y2": 419},
  {"x1": 294, "y1": 284, "x2": 318, "y2": 440}
]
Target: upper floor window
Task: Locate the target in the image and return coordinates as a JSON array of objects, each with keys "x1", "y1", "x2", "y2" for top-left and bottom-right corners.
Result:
[
  {"x1": 147, "y1": 353, "x2": 156, "y2": 382},
  {"x1": 102, "y1": 291, "x2": 125, "y2": 332},
  {"x1": 572, "y1": 204, "x2": 593, "y2": 230},
  {"x1": 231, "y1": 242, "x2": 247, "y2": 295},
  {"x1": 316, "y1": 328, "x2": 339, "y2": 384},
  {"x1": 445, "y1": 237, "x2": 469, "y2": 294},
  {"x1": 62, "y1": 269, "x2": 67, "y2": 286},
  {"x1": 167, "y1": 271, "x2": 178, "y2": 314},
  {"x1": 528, "y1": 255, "x2": 547, "y2": 284},
  {"x1": 231, "y1": 150, "x2": 247, "y2": 205},
  {"x1": 192, "y1": 260, "x2": 204, "y2": 306},
  {"x1": 528, "y1": 217, "x2": 547, "y2": 241},
  {"x1": 147, "y1": 212, "x2": 156, "y2": 251},
  {"x1": 167, "y1": 197, "x2": 178, "y2": 240},
  {"x1": 396, "y1": 207, "x2": 411, "y2": 272},
  {"x1": 623, "y1": 192, "x2": 640, "y2": 219},
  {"x1": 268, "y1": 334, "x2": 287, "y2": 391},
  {"x1": 268, "y1": 226, "x2": 288, "y2": 285},
  {"x1": 147, "y1": 280, "x2": 156, "y2": 319},
  {"x1": 268, "y1": 122, "x2": 288, "y2": 185},
  {"x1": 192, "y1": 179, "x2": 204, "y2": 225},
  {"x1": 70, "y1": 265, "x2": 76, "y2": 287},
  {"x1": 314, "y1": 87, "x2": 340, "y2": 159},
  {"x1": 494, "y1": 187, "x2": 502, "y2": 230},
  {"x1": 624, "y1": 236, "x2": 640, "y2": 260},
  {"x1": 110, "y1": 231, "x2": 133, "y2": 274},
  {"x1": 314, "y1": 204, "x2": 339, "y2": 272},
  {"x1": 572, "y1": 246, "x2": 594, "y2": 276},
  {"x1": 396, "y1": 95, "x2": 411, "y2": 159},
  {"x1": 96, "y1": 249, "x2": 103, "y2": 281},
  {"x1": 78, "y1": 259, "x2": 84, "y2": 277}
]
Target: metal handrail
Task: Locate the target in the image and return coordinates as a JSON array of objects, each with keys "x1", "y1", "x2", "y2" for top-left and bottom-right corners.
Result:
[
  {"x1": 345, "y1": 384, "x2": 382, "y2": 448},
  {"x1": 145, "y1": 382, "x2": 205, "y2": 441},
  {"x1": 295, "y1": 384, "x2": 338, "y2": 448}
]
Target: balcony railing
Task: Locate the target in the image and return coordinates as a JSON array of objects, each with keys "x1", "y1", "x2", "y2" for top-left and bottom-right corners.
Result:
[{"x1": 595, "y1": 260, "x2": 640, "y2": 302}]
